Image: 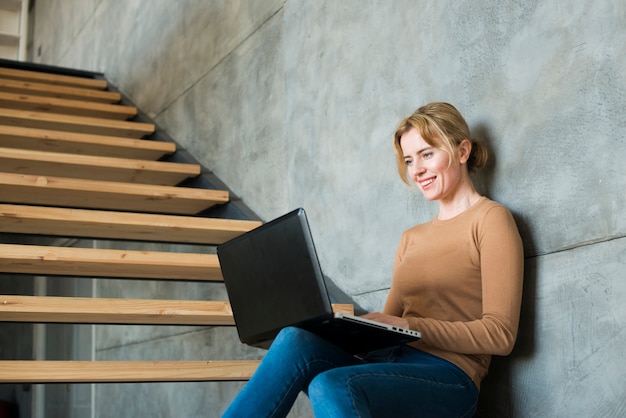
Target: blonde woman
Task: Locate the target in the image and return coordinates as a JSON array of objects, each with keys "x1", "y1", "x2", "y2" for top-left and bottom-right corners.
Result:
[{"x1": 223, "y1": 102, "x2": 524, "y2": 418}]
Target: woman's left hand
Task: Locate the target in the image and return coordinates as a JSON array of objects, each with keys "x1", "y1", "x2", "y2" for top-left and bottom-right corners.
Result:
[{"x1": 361, "y1": 312, "x2": 410, "y2": 330}]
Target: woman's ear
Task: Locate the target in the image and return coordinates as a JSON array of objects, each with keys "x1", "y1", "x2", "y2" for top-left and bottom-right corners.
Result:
[{"x1": 458, "y1": 139, "x2": 472, "y2": 164}]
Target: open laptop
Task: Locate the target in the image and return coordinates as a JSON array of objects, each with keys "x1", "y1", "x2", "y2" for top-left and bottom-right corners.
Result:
[{"x1": 216, "y1": 208, "x2": 421, "y2": 354}]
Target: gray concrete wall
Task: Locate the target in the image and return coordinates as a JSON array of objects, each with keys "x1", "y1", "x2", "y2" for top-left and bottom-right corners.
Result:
[{"x1": 28, "y1": 0, "x2": 625, "y2": 417}]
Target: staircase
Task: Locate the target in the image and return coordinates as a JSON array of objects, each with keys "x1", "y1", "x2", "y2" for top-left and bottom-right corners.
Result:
[{"x1": 0, "y1": 60, "x2": 353, "y2": 387}]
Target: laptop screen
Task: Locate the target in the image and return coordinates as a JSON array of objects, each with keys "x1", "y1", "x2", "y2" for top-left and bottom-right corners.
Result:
[{"x1": 217, "y1": 208, "x2": 334, "y2": 346}]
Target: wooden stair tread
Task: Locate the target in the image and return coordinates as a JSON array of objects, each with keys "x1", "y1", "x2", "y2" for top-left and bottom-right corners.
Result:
[
  {"x1": 0, "y1": 295, "x2": 355, "y2": 325},
  {"x1": 0, "y1": 147, "x2": 200, "y2": 185},
  {"x1": 0, "y1": 78, "x2": 120, "y2": 103},
  {"x1": 0, "y1": 67, "x2": 108, "y2": 90},
  {"x1": 0, "y1": 360, "x2": 260, "y2": 383},
  {"x1": 0, "y1": 108, "x2": 154, "y2": 138},
  {"x1": 0, "y1": 244, "x2": 223, "y2": 280},
  {"x1": 0, "y1": 204, "x2": 262, "y2": 244},
  {"x1": 0, "y1": 125, "x2": 175, "y2": 159},
  {"x1": 0, "y1": 172, "x2": 228, "y2": 214},
  {"x1": 0, "y1": 295, "x2": 236, "y2": 325},
  {"x1": 0, "y1": 91, "x2": 137, "y2": 120}
]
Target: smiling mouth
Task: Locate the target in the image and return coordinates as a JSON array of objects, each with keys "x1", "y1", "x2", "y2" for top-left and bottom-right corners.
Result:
[{"x1": 419, "y1": 177, "x2": 436, "y2": 188}]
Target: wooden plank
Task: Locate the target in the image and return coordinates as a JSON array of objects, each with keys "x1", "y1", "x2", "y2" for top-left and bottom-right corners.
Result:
[
  {"x1": 332, "y1": 304, "x2": 355, "y2": 315},
  {"x1": 0, "y1": 172, "x2": 229, "y2": 214},
  {"x1": 0, "y1": 108, "x2": 154, "y2": 138},
  {"x1": 0, "y1": 125, "x2": 175, "y2": 159},
  {"x1": 0, "y1": 147, "x2": 200, "y2": 185},
  {"x1": 0, "y1": 67, "x2": 108, "y2": 90},
  {"x1": 0, "y1": 204, "x2": 262, "y2": 244},
  {"x1": 0, "y1": 295, "x2": 236, "y2": 325},
  {"x1": 0, "y1": 244, "x2": 223, "y2": 281},
  {"x1": 0, "y1": 78, "x2": 120, "y2": 103},
  {"x1": 0, "y1": 360, "x2": 260, "y2": 383},
  {"x1": 0, "y1": 91, "x2": 137, "y2": 120},
  {"x1": 0, "y1": 295, "x2": 354, "y2": 325}
]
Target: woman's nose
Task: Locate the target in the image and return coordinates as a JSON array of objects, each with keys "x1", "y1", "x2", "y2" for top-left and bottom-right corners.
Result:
[{"x1": 409, "y1": 163, "x2": 425, "y2": 180}]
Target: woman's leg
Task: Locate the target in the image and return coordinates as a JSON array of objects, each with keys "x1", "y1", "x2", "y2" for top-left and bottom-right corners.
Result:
[
  {"x1": 308, "y1": 346, "x2": 478, "y2": 418},
  {"x1": 222, "y1": 326, "x2": 364, "y2": 418}
]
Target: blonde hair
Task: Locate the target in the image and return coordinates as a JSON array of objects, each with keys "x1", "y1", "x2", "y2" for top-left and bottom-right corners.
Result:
[{"x1": 393, "y1": 102, "x2": 488, "y2": 185}]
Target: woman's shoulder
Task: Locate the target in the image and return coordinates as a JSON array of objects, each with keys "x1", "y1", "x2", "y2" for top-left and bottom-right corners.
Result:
[
  {"x1": 475, "y1": 197, "x2": 513, "y2": 216},
  {"x1": 474, "y1": 197, "x2": 519, "y2": 230},
  {"x1": 478, "y1": 196, "x2": 504, "y2": 208}
]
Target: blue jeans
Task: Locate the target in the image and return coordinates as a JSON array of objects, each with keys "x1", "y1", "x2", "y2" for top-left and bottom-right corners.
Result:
[{"x1": 222, "y1": 326, "x2": 478, "y2": 418}]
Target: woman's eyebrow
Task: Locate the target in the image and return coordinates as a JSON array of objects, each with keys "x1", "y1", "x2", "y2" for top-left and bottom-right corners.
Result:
[{"x1": 404, "y1": 147, "x2": 432, "y2": 159}]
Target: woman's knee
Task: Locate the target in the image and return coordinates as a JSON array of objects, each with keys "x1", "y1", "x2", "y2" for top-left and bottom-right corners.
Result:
[
  {"x1": 273, "y1": 326, "x2": 298, "y2": 342},
  {"x1": 309, "y1": 370, "x2": 369, "y2": 418},
  {"x1": 266, "y1": 327, "x2": 302, "y2": 360},
  {"x1": 272, "y1": 326, "x2": 313, "y2": 348},
  {"x1": 308, "y1": 370, "x2": 331, "y2": 399},
  {"x1": 308, "y1": 369, "x2": 350, "y2": 403},
  {"x1": 308, "y1": 371, "x2": 336, "y2": 413}
]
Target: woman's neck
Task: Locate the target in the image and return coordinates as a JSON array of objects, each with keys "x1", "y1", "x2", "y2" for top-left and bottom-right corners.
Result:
[{"x1": 437, "y1": 182, "x2": 482, "y2": 221}]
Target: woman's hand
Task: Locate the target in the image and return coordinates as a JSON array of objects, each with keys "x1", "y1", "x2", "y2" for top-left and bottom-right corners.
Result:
[{"x1": 361, "y1": 312, "x2": 410, "y2": 330}]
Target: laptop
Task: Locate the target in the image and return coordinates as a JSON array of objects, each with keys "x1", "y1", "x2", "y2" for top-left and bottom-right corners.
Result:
[{"x1": 216, "y1": 208, "x2": 421, "y2": 354}]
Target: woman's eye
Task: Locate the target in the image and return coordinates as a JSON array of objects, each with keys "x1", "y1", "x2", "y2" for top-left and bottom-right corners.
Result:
[
  {"x1": 422, "y1": 152, "x2": 433, "y2": 159},
  {"x1": 404, "y1": 159, "x2": 413, "y2": 166}
]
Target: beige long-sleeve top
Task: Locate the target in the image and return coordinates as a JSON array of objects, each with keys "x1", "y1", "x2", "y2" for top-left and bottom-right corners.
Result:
[{"x1": 384, "y1": 197, "x2": 524, "y2": 389}]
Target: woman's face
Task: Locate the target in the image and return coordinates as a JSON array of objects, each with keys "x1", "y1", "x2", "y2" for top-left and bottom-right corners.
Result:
[{"x1": 399, "y1": 128, "x2": 465, "y2": 202}]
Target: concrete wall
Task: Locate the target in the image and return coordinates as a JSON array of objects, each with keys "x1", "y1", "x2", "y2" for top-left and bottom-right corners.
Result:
[{"x1": 27, "y1": 0, "x2": 626, "y2": 416}]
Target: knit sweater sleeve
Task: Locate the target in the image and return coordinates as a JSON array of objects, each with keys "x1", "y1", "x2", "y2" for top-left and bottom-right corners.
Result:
[{"x1": 391, "y1": 204, "x2": 524, "y2": 356}]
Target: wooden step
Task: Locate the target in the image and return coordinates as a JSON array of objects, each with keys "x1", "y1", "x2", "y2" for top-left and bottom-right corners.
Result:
[
  {"x1": 0, "y1": 125, "x2": 175, "y2": 159},
  {"x1": 0, "y1": 295, "x2": 236, "y2": 325},
  {"x1": 0, "y1": 295, "x2": 355, "y2": 325},
  {"x1": 0, "y1": 360, "x2": 260, "y2": 383},
  {"x1": 0, "y1": 147, "x2": 200, "y2": 185},
  {"x1": 0, "y1": 78, "x2": 120, "y2": 103},
  {"x1": 0, "y1": 244, "x2": 223, "y2": 281},
  {"x1": 0, "y1": 91, "x2": 137, "y2": 120},
  {"x1": 0, "y1": 108, "x2": 153, "y2": 138},
  {"x1": 0, "y1": 204, "x2": 262, "y2": 244},
  {"x1": 0, "y1": 172, "x2": 228, "y2": 214},
  {"x1": 0, "y1": 67, "x2": 108, "y2": 90}
]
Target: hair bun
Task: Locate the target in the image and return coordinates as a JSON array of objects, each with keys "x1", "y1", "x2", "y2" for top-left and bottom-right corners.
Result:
[{"x1": 468, "y1": 140, "x2": 488, "y2": 170}]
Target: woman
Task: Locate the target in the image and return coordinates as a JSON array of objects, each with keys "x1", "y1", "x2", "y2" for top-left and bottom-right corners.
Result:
[{"x1": 222, "y1": 102, "x2": 524, "y2": 418}]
